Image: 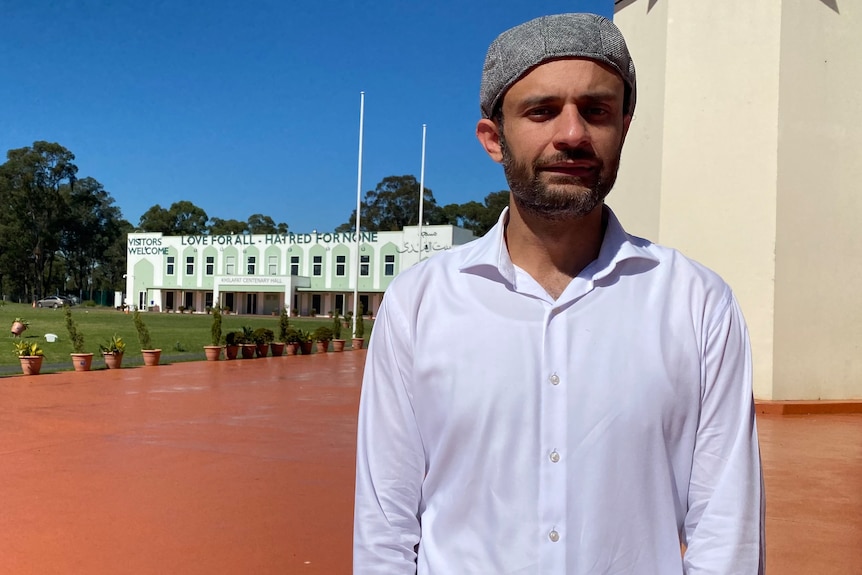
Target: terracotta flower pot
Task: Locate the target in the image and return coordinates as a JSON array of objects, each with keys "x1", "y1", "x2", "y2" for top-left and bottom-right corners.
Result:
[
  {"x1": 299, "y1": 341, "x2": 313, "y2": 355},
  {"x1": 225, "y1": 345, "x2": 239, "y2": 360},
  {"x1": 20, "y1": 355, "x2": 43, "y2": 375},
  {"x1": 71, "y1": 353, "x2": 94, "y2": 372},
  {"x1": 352, "y1": 338, "x2": 365, "y2": 350},
  {"x1": 285, "y1": 343, "x2": 298, "y2": 356},
  {"x1": 332, "y1": 339, "x2": 345, "y2": 352},
  {"x1": 142, "y1": 349, "x2": 161, "y2": 366},
  {"x1": 270, "y1": 342, "x2": 285, "y2": 357},
  {"x1": 315, "y1": 341, "x2": 329, "y2": 354},
  {"x1": 103, "y1": 352, "x2": 124, "y2": 369},
  {"x1": 11, "y1": 321, "x2": 26, "y2": 336},
  {"x1": 255, "y1": 343, "x2": 269, "y2": 358},
  {"x1": 204, "y1": 345, "x2": 222, "y2": 361},
  {"x1": 240, "y1": 344, "x2": 256, "y2": 359}
]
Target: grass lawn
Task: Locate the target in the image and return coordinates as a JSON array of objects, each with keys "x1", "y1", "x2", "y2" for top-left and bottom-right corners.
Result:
[{"x1": 0, "y1": 302, "x2": 371, "y2": 376}]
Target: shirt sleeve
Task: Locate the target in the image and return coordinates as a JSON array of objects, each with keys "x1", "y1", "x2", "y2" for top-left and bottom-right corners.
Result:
[
  {"x1": 683, "y1": 290, "x2": 766, "y2": 574},
  {"x1": 353, "y1": 294, "x2": 425, "y2": 574}
]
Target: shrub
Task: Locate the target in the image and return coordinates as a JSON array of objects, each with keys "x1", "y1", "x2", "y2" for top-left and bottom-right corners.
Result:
[
  {"x1": 133, "y1": 310, "x2": 153, "y2": 350},
  {"x1": 64, "y1": 306, "x2": 86, "y2": 353},
  {"x1": 252, "y1": 327, "x2": 274, "y2": 345},
  {"x1": 332, "y1": 313, "x2": 342, "y2": 340},
  {"x1": 225, "y1": 331, "x2": 244, "y2": 346},
  {"x1": 313, "y1": 326, "x2": 334, "y2": 343},
  {"x1": 354, "y1": 302, "x2": 365, "y2": 338},
  {"x1": 100, "y1": 335, "x2": 126, "y2": 355},
  {"x1": 241, "y1": 325, "x2": 254, "y2": 343},
  {"x1": 284, "y1": 327, "x2": 300, "y2": 344},
  {"x1": 14, "y1": 340, "x2": 44, "y2": 357},
  {"x1": 211, "y1": 306, "x2": 223, "y2": 346},
  {"x1": 278, "y1": 307, "x2": 290, "y2": 342}
]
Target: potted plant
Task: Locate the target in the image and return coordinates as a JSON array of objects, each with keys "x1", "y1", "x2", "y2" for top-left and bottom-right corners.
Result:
[
  {"x1": 240, "y1": 326, "x2": 257, "y2": 359},
  {"x1": 14, "y1": 340, "x2": 44, "y2": 375},
  {"x1": 273, "y1": 307, "x2": 291, "y2": 356},
  {"x1": 297, "y1": 329, "x2": 314, "y2": 355},
  {"x1": 352, "y1": 303, "x2": 366, "y2": 350},
  {"x1": 313, "y1": 326, "x2": 333, "y2": 353},
  {"x1": 331, "y1": 313, "x2": 345, "y2": 352},
  {"x1": 11, "y1": 317, "x2": 29, "y2": 336},
  {"x1": 204, "y1": 306, "x2": 223, "y2": 361},
  {"x1": 65, "y1": 305, "x2": 93, "y2": 371},
  {"x1": 224, "y1": 330, "x2": 242, "y2": 360},
  {"x1": 133, "y1": 310, "x2": 161, "y2": 366},
  {"x1": 284, "y1": 327, "x2": 300, "y2": 355},
  {"x1": 252, "y1": 327, "x2": 274, "y2": 358},
  {"x1": 99, "y1": 334, "x2": 126, "y2": 369}
]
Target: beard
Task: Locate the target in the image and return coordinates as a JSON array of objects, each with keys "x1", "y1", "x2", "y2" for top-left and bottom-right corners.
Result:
[{"x1": 501, "y1": 133, "x2": 622, "y2": 221}]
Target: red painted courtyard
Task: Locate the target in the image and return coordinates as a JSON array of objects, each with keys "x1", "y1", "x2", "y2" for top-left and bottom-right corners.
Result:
[{"x1": 1, "y1": 352, "x2": 860, "y2": 573}]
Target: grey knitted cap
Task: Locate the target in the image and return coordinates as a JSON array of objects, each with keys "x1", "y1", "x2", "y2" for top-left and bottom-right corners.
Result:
[{"x1": 480, "y1": 13, "x2": 636, "y2": 118}]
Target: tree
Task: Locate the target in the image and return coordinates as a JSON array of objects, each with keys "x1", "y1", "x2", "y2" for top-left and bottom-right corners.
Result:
[
  {"x1": 247, "y1": 213, "x2": 288, "y2": 234},
  {"x1": 209, "y1": 218, "x2": 248, "y2": 235},
  {"x1": 442, "y1": 190, "x2": 509, "y2": 237},
  {"x1": 0, "y1": 141, "x2": 78, "y2": 299},
  {"x1": 138, "y1": 201, "x2": 209, "y2": 235},
  {"x1": 96, "y1": 219, "x2": 134, "y2": 296},
  {"x1": 59, "y1": 176, "x2": 129, "y2": 298},
  {"x1": 336, "y1": 175, "x2": 444, "y2": 232}
]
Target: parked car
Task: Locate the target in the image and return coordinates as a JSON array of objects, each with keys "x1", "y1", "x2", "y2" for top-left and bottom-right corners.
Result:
[
  {"x1": 64, "y1": 295, "x2": 81, "y2": 305},
  {"x1": 36, "y1": 295, "x2": 68, "y2": 308}
]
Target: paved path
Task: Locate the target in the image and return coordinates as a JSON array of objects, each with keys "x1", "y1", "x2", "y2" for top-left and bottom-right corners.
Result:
[{"x1": 0, "y1": 353, "x2": 859, "y2": 573}]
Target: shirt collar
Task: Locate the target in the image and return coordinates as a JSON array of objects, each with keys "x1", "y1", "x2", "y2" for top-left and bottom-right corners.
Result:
[{"x1": 458, "y1": 205, "x2": 659, "y2": 286}]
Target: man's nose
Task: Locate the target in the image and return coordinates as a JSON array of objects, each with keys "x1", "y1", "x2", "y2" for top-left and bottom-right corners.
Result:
[{"x1": 553, "y1": 106, "x2": 590, "y2": 150}]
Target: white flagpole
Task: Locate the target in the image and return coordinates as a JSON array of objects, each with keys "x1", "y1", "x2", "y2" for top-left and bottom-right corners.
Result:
[
  {"x1": 417, "y1": 123, "x2": 427, "y2": 261},
  {"x1": 352, "y1": 92, "x2": 365, "y2": 337}
]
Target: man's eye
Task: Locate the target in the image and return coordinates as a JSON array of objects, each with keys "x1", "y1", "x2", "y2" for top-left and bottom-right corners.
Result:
[
  {"x1": 527, "y1": 108, "x2": 554, "y2": 119},
  {"x1": 584, "y1": 107, "x2": 610, "y2": 118}
]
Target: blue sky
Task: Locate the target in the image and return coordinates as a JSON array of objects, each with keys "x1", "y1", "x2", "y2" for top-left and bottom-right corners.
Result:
[{"x1": 2, "y1": 0, "x2": 612, "y2": 233}]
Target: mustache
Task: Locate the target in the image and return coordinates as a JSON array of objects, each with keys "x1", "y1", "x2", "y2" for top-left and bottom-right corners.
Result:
[{"x1": 535, "y1": 148, "x2": 599, "y2": 167}]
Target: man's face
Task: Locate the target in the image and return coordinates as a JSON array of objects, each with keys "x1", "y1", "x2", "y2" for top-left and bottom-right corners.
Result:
[{"x1": 488, "y1": 58, "x2": 631, "y2": 220}]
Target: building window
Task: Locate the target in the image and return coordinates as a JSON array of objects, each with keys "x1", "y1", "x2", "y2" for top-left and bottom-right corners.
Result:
[
  {"x1": 290, "y1": 256, "x2": 300, "y2": 276},
  {"x1": 166, "y1": 256, "x2": 175, "y2": 275},
  {"x1": 360, "y1": 255, "x2": 370, "y2": 276},
  {"x1": 247, "y1": 256, "x2": 256, "y2": 275},
  {"x1": 186, "y1": 256, "x2": 194, "y2": 275},
  {"x1": 226, "y1": 255, "x2": 235, "y2": 275},
  {"x1": 336, "y1": 255, "x2": 346, "y2": 276},
  {"x1": 313, "y1": 255, "x2": 322, "y2": 276},
  {"x1": 384, "y1": 254, "x2": 395, "y2": 276},
  {"x1": 268, "y1": 255, "x2": 277, "y2": 275},
  {"x1": 205, "y1": 256, "x2": 214, "y2": 275},
  {"x1": 205, "y1": 292, "x2": 213, "y2": 309}
]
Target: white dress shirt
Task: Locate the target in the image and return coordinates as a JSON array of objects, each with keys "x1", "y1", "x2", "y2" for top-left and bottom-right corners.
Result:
[{"x1": 354, "y1": 207, "x2": 765, "y2": 574}]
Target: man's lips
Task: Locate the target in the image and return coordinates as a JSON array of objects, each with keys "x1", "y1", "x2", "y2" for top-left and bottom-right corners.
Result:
[{"x1": 538, "y1": 163, "x2": 598, "y2": 176}]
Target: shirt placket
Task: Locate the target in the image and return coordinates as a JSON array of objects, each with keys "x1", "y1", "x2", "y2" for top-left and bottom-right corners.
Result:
[{"x1": 538, "y1": 305, "x2": 568, "y2": 571}]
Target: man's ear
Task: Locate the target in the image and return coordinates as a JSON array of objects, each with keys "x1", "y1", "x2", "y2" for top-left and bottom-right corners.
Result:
[
  {"x1": 620, "y1": 113, "x2": 633, "y2": 148},
  {"x1": 476, "y1": 118, "x2": 503, "y2": 163}
]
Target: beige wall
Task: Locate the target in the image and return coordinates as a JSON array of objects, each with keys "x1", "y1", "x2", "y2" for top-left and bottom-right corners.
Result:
[
  {"x1": 772, "y1": 0, "x2": 862, "y2": 399},
  {"x1": 611, "y1": 0, "x2": 668, "y2": 242},
  {"x1": 614, "y1": 0, "x2": 862, "y2": 400}
]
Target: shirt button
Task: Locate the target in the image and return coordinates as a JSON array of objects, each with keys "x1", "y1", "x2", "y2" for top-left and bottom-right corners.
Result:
[
  {"x1": 548, "y1": 530, "x2": 560, "y2": 542},
  {"x1": 549, "y1": 450, "x2": 560, "y2": 463},
  {"x1": 549, "y1": 374, "x2": 560, "y2": 386}
]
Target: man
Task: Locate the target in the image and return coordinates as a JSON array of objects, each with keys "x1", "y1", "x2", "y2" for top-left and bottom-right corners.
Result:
[{"x1": 354, "y1": 13, "x2": 764, "y2": 574}]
